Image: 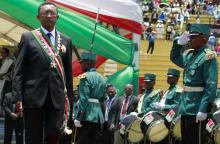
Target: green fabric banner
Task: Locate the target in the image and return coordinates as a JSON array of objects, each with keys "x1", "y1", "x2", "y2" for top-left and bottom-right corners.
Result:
[
  {"x1": 0, "y1": 0, "x2": 135, "y2": 65},
  {"x1": 107, "y1": 66, "x2": 139, "y2": 96}
]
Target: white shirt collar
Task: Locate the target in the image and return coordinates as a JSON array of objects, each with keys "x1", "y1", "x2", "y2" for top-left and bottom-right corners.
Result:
[{"x1": 41, "y1": 26, "x2": 56, "y2": 38}]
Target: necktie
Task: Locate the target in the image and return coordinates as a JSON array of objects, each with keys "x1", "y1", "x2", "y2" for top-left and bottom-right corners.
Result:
[
  {"x1": 105, "y1": 99, "x2": 112, "y2": 121},
  {"x1": 121, "y1": 96, "x2": 129, "y2": 116},
  {"x1": 47, "y1": 33, "x2": 52, "y2": 42}
]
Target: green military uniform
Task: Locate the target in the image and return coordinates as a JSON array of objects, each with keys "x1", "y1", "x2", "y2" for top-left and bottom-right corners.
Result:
[
  {"x1": 137, "y1": 74, "x2": 160, "y2": 117},
  {"x1": 76, "y1": 53, "x2": 106, "y2": 123},
  {"x1": 170, "y1": 24, "x2": 218, "y2": 144},
  {"x1": 154, "y1": 68, "x2": 182, "y2": 112},
  {"x1": 170, "y1": 26, "x2": 218, "y2": 115},
  {"x1": 75, "y1": 52, "x2": 106, "y2": 144}
]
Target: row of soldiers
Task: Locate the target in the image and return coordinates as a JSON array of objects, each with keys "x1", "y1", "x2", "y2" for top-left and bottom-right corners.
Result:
[
  {"x1": 74, "y1": 54, "x2": 183, "y2": 144},
  {"x1": 74, "y1": 24, "x2": 219, "y2": 144}
]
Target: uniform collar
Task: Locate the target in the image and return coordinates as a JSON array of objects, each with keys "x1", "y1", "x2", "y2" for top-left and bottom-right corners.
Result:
[
  {"x1": 146, "y1": 88, "x2": 153, "y2": 94},
  {"x1": 87, "y1": 68, "x2": 96, "y2": 72}
]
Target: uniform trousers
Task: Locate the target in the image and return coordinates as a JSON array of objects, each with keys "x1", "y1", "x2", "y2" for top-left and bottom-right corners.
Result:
[
  {"x1": 24, "y1": 96, "x2": 64, "y2": 144},
  {"x1": 75, "y1": 121, "x2": 103, "y2": 144},
  {"x1": 181, "y1": 115, "x2": 207, "y2": 144}
]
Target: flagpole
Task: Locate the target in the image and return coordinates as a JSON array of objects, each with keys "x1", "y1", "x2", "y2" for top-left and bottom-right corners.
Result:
[{"x1": 90, "y1": 8, "x2": 100, "y2": 52}]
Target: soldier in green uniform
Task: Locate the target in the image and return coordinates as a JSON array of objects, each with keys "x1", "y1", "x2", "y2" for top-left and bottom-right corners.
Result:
[
  {"x1": 74, "y1": 52, "x2": 106, "y2": 144},
  {"x1": 170, "y1": 24, "x2": 218, "y2": 144},
  {"x1": 152, "y1": 68, "x2": 182, "y2": 144},
  {"x1": 137, "y1": 73, "x2": 161, "y2": 117},
  {"x1": 153, "y1": 68, "x2": 182, "y2": 113}
]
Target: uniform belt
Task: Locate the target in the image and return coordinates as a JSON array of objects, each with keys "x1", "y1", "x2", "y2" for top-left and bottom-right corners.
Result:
[
  {"x1": 183, "y1": 86, "x2": 204, "y2": 92},
  {"x1": 88, "y1": 98, "x2": 99, "y2": 103}
]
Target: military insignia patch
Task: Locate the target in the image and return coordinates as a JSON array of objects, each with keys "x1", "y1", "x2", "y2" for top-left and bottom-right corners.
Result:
[{"x1": 205, "y1": 49, "x2": 217, "y2": 60}]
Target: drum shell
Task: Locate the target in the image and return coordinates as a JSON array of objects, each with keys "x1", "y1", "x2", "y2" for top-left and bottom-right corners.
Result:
[
  {"x1": 140, "y1": 111, "x2": 169, "y2": 142},
  {"x1": 119, "y1": 115, "x2": 137, "y2": 138}
]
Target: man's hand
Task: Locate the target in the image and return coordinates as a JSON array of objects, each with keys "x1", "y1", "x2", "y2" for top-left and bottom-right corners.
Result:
[
  {"x1": 10, "y1": 113, "x2": 18, "y2": 120},
  {"x1": 177, "y1": 31, "x2": 190, "y2": 45},
  {"x1": 109, "y1": 124, "x2": 115, "y2": 131},
  {"x1": 15, "y1": 101, "x2": 23, "y2": 113},
  {"x1": 74, "y1": 119, "x2": 82, "y2": 127},
  {"x1": 196, "y1": 112, "x2": 207, "y2": 123}
]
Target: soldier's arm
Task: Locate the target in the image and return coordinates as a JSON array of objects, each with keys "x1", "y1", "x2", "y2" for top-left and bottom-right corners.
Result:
[
  {"x1": 76, "y1": 77, "x2": 90, "y2": 120},
  {"x1": 199, "y1": 58, "x2": 218, "y2": 113},
  {"x1": 164, "y1": 92, "x2": 181, "y2": 110},
  {"x1": 170, "y1": 39, "x2": 185, "y2": 68}
]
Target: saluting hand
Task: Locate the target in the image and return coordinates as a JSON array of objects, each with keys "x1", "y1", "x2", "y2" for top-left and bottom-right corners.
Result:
[{"x1": 177, "y1": 31, "x2": 190, "y2": 45}]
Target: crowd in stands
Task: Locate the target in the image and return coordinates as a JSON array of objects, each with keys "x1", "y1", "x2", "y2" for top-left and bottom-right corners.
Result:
[{"x1": 140, "y1": 0, "x2": 220, "y2": 55}]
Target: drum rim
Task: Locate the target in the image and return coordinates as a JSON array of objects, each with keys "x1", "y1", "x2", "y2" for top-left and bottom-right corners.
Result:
[
  {"x1": 146, "y1": 120, "x2": 169, "y2": 142},
  {"x1": 127, "y1": 118, "x2": 144, "y2": 143}
]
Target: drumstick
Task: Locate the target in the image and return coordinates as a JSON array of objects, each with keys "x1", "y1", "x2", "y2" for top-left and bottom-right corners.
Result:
[
  {"x1": 74, "y1": 127, "x2": 78, "y2": 144},
  {"x1": 199, "y1": 122, "x2": 201, "y2": 144}
]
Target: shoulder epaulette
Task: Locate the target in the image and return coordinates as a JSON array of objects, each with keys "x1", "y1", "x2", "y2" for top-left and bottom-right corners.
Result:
[
  {"x1": 150, "y1": 89, "x2": 162, "y2": 97},
  {"x1": 204, "y1": 49, "x2": 217, "y2": 60},
  {"x1": 78, "y1": 72, "x2": 87, "y2": 79},
  {"x1": 175, "y1": 86, "x2": 183, "y2": 93}
]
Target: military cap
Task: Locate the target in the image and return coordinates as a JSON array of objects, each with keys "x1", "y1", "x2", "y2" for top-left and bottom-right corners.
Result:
[
  {"x1": 190, "y1": 24, "x2": 210, "y2": 37},
  {"x1": 144, "y1": 73, "x2": 156, "y2": 82},
  {"x1": 167, "y1": 68, "x2": 180, "y2": 77},
  {"x1": 80, "y1": 52, "x2": 96, "y2": 62}
]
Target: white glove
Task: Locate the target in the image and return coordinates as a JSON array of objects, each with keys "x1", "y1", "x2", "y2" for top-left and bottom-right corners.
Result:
[
  {"x1": 196, "y1": 112, "x2": 207, "y2": 123},
  {"x1": 130, "y1": 112, "x2": 138, "y2": 117},
  {"x1": 74, "y1": 119, "x2": 82, "y2": 127},
  {"x1": 177, "y1": 31, "x2": 190, "y2": 45},
  {"x1": 153, "y1": 102, "x2": 161, "y2": 109}
]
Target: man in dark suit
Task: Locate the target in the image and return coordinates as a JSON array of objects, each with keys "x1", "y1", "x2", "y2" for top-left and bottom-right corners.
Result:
[
  {"x1": 12, "y1": 2, "x2": 74, "y2": 144},
  {"x1": 114, "y1": 84, "x2": 138, "y2": 144},
  {"x1": 3, "y1": 92, "x2": 24, "y2": 144},
  {"x1": 119, "y1": 84, "x2": 138, "y2": 120},
  {"x1": 103, "y1": 85, "x2": 120, "y2": 144}
]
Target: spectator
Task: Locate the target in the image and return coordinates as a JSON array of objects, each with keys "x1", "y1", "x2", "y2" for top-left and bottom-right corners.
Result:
[
  {"x1": 3, "y1": 92, "x2": 24, "y2": 144},
  {"x1": 156, "y1": 20, "x2": 164, "y2": 39},
  {"x1": 166, "y1": 23, "x2": 173, "y2": 40},
  {"x1": 0, "y1": 47, "x2": 13, "y2": 116},
  {"x1": 146, "y1": 32, "x2": 155, "y2": 54},
  {"x1": 151, "y1": 9, "x2": 159, "y2": 24},
  {"x1": 159, "y1": 11, "x2": 167, "y2": 24},
  {"x1": 208, "y1": 33, "x2": 216, "y2": 50},
  {"x1": 215, "y1": 43, "x2": 220, "y2": 55}
]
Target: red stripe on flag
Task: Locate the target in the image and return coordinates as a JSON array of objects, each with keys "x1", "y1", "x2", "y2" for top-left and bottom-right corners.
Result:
[{"x1": 49, "y1": 0, "x2": 142, "y2": 34}]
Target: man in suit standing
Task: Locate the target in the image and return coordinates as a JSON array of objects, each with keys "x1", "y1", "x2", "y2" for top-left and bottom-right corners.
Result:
[
  {"x1": 74, "y1": 52, "x2": 106, "y2": 144},
  {"x1": 12, "y1": 2, "x2": 74, "y2": 144},
  {"x1": 114, "y1": 84, "x2": 138, "y2": 144},
  {"x1": 3, "y1": 92, "x2": 24, "y2": 144},
  {"x1": 170, "y1": 24, "x2": 218, "y2": 144},
  {"x1": 103, "y1": 85, "x2": 120, "y2": 144},
  {"x1": 119, "y1": 84, "x2": 138, "y2": 120}
]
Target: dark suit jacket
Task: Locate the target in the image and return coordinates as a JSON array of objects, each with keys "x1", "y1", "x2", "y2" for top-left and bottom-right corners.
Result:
[
  {"x1": 3, "y1": 92, "x2": 14, "y2": 118},
  {"x1": 119, "y1": 95, "x2": 138, "y2": 116},
  {"x1": 12, "y1": 30, "x2": 74, "y2": 110},
  {"x1": 104, "y1": 96, "x2": 120, "y2": 129}
]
